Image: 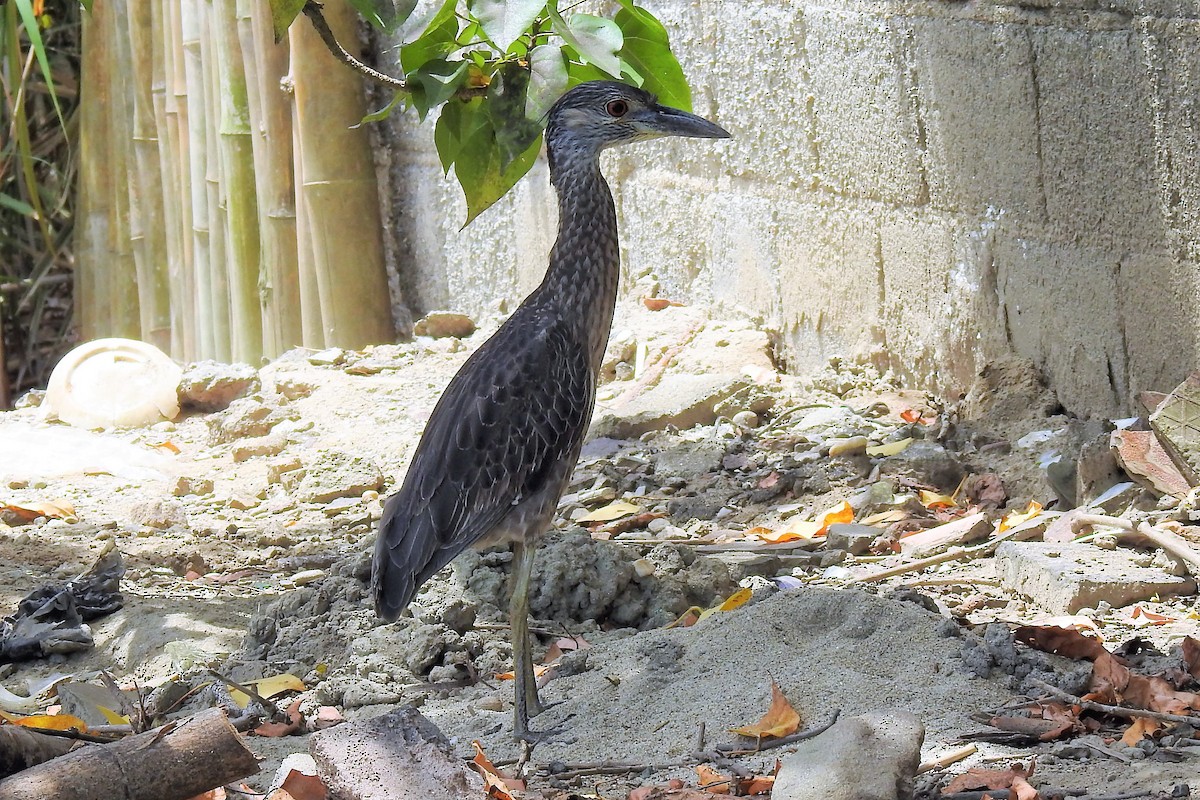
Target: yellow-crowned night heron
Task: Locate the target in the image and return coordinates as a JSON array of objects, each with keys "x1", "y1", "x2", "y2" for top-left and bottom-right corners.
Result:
[{"x1": 372, "y1": 80, "x2": 729, "y2": 738}]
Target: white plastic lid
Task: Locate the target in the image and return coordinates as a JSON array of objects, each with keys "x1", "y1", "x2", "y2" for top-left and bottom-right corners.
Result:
[{"x1": 43, "y1": 338, "x2": 182, "y2": 429}]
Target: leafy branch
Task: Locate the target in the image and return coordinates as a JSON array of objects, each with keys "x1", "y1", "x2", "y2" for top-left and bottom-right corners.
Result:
[{"x1": 273, "y1": 0, "x2": 692, "y2": 224}]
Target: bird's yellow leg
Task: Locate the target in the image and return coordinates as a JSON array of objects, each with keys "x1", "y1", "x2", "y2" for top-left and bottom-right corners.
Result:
[{"x1": 510, "y1": 539, "x2": 544, "y2": 738}]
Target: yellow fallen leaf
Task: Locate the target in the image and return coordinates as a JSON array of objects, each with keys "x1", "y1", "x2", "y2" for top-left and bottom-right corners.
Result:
[
  {"x1": 919, "y1": 490, "x2": 957, "y2": 510},
  {"x1": 9, "y1": 713, "x2": 89, "y2": 732},
  {"x1": 229, "y1": 673, "x2": 306, "y2": 709},
  {"x1": 865, "y1": 438, "x2": 913, "y2": 457},
  {"x1": 697, "y1": 587, "x2": 753, "y2": 623},
  {"x1": 664, "y1": 606, "x2": 703, "y2": 628},
  {"x1": 750, "y1": 501, "x2": 854, "y2": 543},
  {"x1": 860, "y1": 509, "x2": 907, "y2": 525},
  {"x1": 729, "y1": 680, "x2": 801, "y2": 739},
  {"x1": 97, "y1": 705, "x2": 129, "y2": 725},
  {"x1": 2, "y1": 500, "x2": 78, "y2": 523},
  {"x1": 578, "y1": 500, "x2": 640, "y2": 523},
  {"x1": 1126, "y1": 606, "x2": 1174, "y2": 627},
  {"x1": 997, "y1": 500, "x2": 1044, "y2": 533},
  {"x1": 494, "y1": 665, "x2": 551, "y2": 681}
]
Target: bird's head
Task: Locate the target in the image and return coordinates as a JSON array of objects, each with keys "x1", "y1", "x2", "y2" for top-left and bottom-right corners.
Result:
[{"x1": 545, "y1": 81, "x2": 729, "y2": 169}]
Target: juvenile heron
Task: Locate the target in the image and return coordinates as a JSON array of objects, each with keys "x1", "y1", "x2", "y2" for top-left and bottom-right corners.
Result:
[{"x1": 372, "y1": 80, "x2": 729, "y2": 738}]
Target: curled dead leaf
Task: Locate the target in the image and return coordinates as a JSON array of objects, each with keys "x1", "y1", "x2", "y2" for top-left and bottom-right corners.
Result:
[
  {"x1": 471, "y1": 740, "x2": 525, "y2": 799},
  {"x1": 695, "y1": 764, "x2": 731, "y2": 794},
  {"x1": 1014, "y1": 625, "x2": 1107, "y2": 660},
  {"x1": 252, "y1": 698, "x2": 304, "y2": 737},
  {"x1": 729, "y1": 680, "x2": 801, "y2": 739}
]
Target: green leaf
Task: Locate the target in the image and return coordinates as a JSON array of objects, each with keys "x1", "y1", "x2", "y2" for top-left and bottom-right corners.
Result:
[
  {"x1": 348, "y1": 0, "x2": 414, "y2": 33},
  {"x1": 0, "y1": 193, "x2": 37, "y2": 217},
  {"x1": 469, "y1": 0, "x2": 544, "y2": 52},
  {"x1": 269, "y1": 0, "x2": 307, "y2": 42},
  {"x1": 408, "y1": 58, "x2": 470, "y2": 120},
  {"x1": 455, "y1": 126, "x2": 541, "y2": 226},
  {"x1": 548, "y1": 8, "x2": 622, "y2": 77},
  {"x1": 526, "y1": 44, "x2": 567, "y2": 121},
  {"x1": 563, "y1": 56, "x2": 611, "y2": 89},
  {"x1": 13, "y1": 0, "x2": 64, "y2": 129},
  {"x1": 354, "y1": 91, "x2": 406, "y2": 127},
  {"x1": 614, "y1": 5, "x2": 690, "y2": 111},
  {"x1": 400, "y1": 0, "x2": 460, "y2": 74},
  {"x1": 434, "y1": 97, "x2": 491, "y2": 175},
  {"x1": 486, "y1": 62, "x2": 542, "y2": 170}
]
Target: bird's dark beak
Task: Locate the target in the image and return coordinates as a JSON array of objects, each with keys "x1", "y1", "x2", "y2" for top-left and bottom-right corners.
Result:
[{"x1": 641, "y1": 104, "x2": 731, "y2": 139}]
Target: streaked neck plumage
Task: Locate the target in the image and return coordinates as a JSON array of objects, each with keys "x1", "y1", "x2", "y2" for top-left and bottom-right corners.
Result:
[{"x1": 534, "y1": 144, "x2": 621, "y2": 371}]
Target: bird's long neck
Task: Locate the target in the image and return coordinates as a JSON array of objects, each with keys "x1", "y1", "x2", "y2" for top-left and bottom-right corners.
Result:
[{"x1": 538, "y1": 156, "x2": 620, "y2": 370}]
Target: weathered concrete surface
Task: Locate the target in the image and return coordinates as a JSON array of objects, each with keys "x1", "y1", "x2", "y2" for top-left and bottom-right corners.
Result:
[{"x1": 374, "y1": 1, "x2": 1200, "y2": 419}]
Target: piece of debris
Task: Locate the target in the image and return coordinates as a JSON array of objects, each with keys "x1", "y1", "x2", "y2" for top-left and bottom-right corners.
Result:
[
  {"x1": 178, "y1": 361, "x2": 261, "y2": 412},
  {"x1": 413, "y1": 312, "x2": 477, "y2": 339}
]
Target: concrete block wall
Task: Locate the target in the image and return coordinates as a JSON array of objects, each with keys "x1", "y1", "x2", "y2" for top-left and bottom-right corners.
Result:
[{"x1": 376, "y1": 1, "x2": 1200, "y2": 419}]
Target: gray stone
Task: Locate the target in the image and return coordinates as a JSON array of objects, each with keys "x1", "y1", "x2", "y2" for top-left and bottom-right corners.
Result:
[
  {"x1": 876, "y1": 441, "x2": 966, "y2": 492},
  {"x1": 207, "y1": 396, "x2": 296, "y2": 444},
  {"x1": 591, "y1": 374, "x2": 773, "y2": 438},
  {"x1": 129, "y1": 498, "x2": 187, "y2": 529},
  {"x1": 283, "y1": 449, "x2": 384, "y2": 503},
  {"x1": 825, "y1": 523, "x2": 882, "y2": 556},
  {"x1": 310, "y1": 706, "x2": 475, "y2": 800},
  {"x1": 774, "y1": 711, "x2": 925, "y2": 800},
  {"x1": 413, "y1": 311, "x2": 477, "y2": 339},
  {"x1": 231, "y1": 431, "x2": 288, "y2": 462},
  {"x1": 994, "y1": 541, "x2": 1198, "y2": 614},
  {"x1": 178, "y1": 360, "x2": 260, "y2": 412}
]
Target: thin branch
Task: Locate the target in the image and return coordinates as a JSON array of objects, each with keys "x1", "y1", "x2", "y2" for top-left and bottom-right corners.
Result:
[
  {"x1": 299, "y1": 1, "x2": 486, "y2": 99},
  {"x1": 1029, "y1": 678, "x2": 1200, "y2": 726}
]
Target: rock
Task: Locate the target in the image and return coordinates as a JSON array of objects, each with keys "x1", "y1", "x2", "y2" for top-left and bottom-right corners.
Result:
[
  {"x1": 283, "y1": 450, "x2": 384, "y2": 503},
  {"x1": 825, "y1": 523, "x2": 882, "y2": 556},
  {"x1": 1150, "y1": 371, "x2": 1200, "y2": 484},
  {"x1": 307, "y1": 348, "x2": 345, "y2": 366},
  {"x1": 655, "y1": 438, "x2": 727, "y2": 479},
  {"x1": 773, "y1": 711, "x2": 924, "y2": 800},
  {"x1": 1111, "y1": 429, "x2": 1192, "y2": 497},
  {"x1": 591, "y1": 373, "x2": 773, "y2": 438},
  {"x1": 413, "y1": 311, "x2": 477, "y2": 339},
  {"x1": 129, "y1": 498, "x2": 187, "y2": 529},
  {"x1": 178, "y1": 360, "x2": 260, "y2": 412},
  {"x1": 274, "y1": 377, "x2": 315, "y2": 400},
  {"x1": 994, "y1": 541, "x2": 1198, "y2": 614},
  {"x1": 898, "y1": 512, "x2": 992, "y2": 558},
  {"x1": 876, "y1": 441, "x2": 966, "y2": 492},
  {"x1": 207, "y1": 396, "x2": 296, "y2": 444},
  {"x1": 231, "y1": 431, "x2": 288, "y2": 462},
  {"x1": 310, "y1": 706, "x2": 475, "y2": 800},
  {"x1": 171, "y1": 476, "x2": 214, "y2": 497},
  {"x1": 732, "y1": 410, "x2": 760, "y2": 428}
]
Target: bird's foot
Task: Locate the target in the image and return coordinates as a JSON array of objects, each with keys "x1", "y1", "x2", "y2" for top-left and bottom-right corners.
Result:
[{"x1": 513, "y1": 719, "x2": 573, "y2": 746}]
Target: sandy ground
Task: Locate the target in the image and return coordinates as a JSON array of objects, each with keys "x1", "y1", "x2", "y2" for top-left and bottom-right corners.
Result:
[{"x1": 1, "y1": 301, "x2": 1198, "y2": 798}]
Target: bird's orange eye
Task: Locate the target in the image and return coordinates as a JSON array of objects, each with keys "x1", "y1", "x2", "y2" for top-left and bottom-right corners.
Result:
[{"x1": 605, "y1": 99, "x2": 629, "y2": 117}]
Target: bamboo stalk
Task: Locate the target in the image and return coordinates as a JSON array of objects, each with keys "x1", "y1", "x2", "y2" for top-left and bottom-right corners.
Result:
[
  {"x1": 163, "y1": 0, "x2": 197, "y2": 360},
  {"x1": 212, "y1": 0, "x2": 263, "y2": 364},
  {"x1": 102, "y1": 0, "x2": 140, "y2": 339},
  {"x1": 126, "y1": 0, "x2": 172, "y2": 352},
  {"x1": 288, "y1": 31, "x2": 323, "y2": 347},
  {"x1": 240, "y1": 0, "x2": 301, "y2": 356},
  {"x1": 289, "y1": 2, "x2": 393, "y2": 348},
  {"x1": 180, "y1": 0, "x2": 215, "y2": 357},
  {"x1": 201, "y1": 0, "x2": 231, "y2": 361}
]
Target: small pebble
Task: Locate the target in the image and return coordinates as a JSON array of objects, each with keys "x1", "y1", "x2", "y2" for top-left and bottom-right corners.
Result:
[
  {"x1": 475, "y1": 696, "x2": 504, "y2": 712},
  {"x1": 827, "y1": 436, "x2": 869, "y2": 457},
  {"x1": 732, "y1": 410, "x2": 759, "y2": 429},
  {"x1": 632, "y1": 558, "x2": 655, "y2": 578},
  {"x1": 290, "y1": 569, "x2": 326, "y2": 586},
  {"x1": 646, "y1": 517, "x2": 669, "y2": 534}
]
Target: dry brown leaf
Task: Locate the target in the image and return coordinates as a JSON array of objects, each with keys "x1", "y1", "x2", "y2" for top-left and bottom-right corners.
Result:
[
  {"x1": 1120, "y1": 716, "x2": 1161, "y2": 747},
  {"x1": 1183, "y1": 637, "x2": 1200, "y2": 681},
  {"x1": 944, "y1": 763, "x2": 1034, "y2": 793},
  {"x1": 1125, "y1": 606, "x2": 1174, "y2": 627},
  {"x1": 579, "y1": 500, "x2": 640, "y2": 523},
  {"x1": 695, "y1": 765, "x2": 731, "y2": 794},
  {"x1": 1087, "y1": 652, "x2": 1200, "y2": 715},
  {"x1": 1015, "y1": 625, "x2": 1107, "y2": 660},
  {"x1": 494, "y1": 664, "x2": 551, "y2": 681},
  {"x1": 642, "y1": 297, "x2": 682, "y2": 311},
  {"x1": 1012, "y1": 774, "x2": 1041, "y2": 800},
  {"x1": 2, "y1": 499, "x2": 77, "y2": 523},
  {"x1": 252, "y1": 699, "x2": 304, "y2": 737},
  {"x1": 729, "y1": 680, "x2": 801, "y2": 739},
  {"x1": 737, "y1": 774, "x2": 775, "y2": 795},
  {"x1": 543, "y1": 635, "x2": 591, "y2": 664},
  {"x1": 471, "y1": 740, "x2": 525, "y2": 798}
]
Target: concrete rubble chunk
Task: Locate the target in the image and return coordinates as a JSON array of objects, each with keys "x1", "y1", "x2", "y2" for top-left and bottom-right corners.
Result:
[
  {"x1": 994, "y1": 541, "x2": 1197, "y2": 615},
  {"x1": 413, "y1": 311, "x2": 477, "y2": 339},
  {"x1": 1110, "y1": 429, "x2": 1192, "y2": 497},
  {"x1": 128, "y1": 498, "x2": 187, "y2": 530},
  {"x1": 1149, "y1": 371, "x2": 1200, "y2": 485},
  {"x1": 207, "y1": 396, "x2": 297, "y2": 444},
  {"x1": 773, "y1": 711, "x2": 925, "y2": 800},
  {"x1": 178, "y1": 360, "x2": 261, "y2": 412},
  {"x1": 310, "y1": 705, "x2": 476, "y2": 800},
  {"x1": 283, "y1": 449, "x2": 384, "y2": 503},
  {"x1": 231, "y1": 431, "x2": 289, "y2": 462},
  {"x1": 590, "y1": 373, "x2": 773, "y2": 439},
  {"x1": 826, "y1": 523, "x2": 883, "y2": 555},
  {"x1": 898, "y1": 512, "x2": 991, "y2": 558}
]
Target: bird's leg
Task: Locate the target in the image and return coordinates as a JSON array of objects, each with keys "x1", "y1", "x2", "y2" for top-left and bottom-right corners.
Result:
[{"x1": 509, "y1": 539, "x2": 544, "y2": 738}]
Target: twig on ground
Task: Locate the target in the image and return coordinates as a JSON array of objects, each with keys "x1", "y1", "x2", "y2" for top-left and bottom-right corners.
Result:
[
  {"x1": 695, "y1": 720, "x2": 706, "y2": 752},
  {"x1": 853, "y1": 528, "x2": 1025, "y2": 584},
  {"x1": 917, "y1": 743, "x2": 977, "y2": 773},
  {"x1": 1069, "y1": 515, "x2": 1200, "y2": 576},
  {"x1": 1029, "y1": 678, "x2": 1200, "y2": 726},
  {"x1": 714, "y1": 709, "x2": 840, "y2": 755},
  {"x1": 206, "y1": 669, "x2": 280, "y2": 720}
]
